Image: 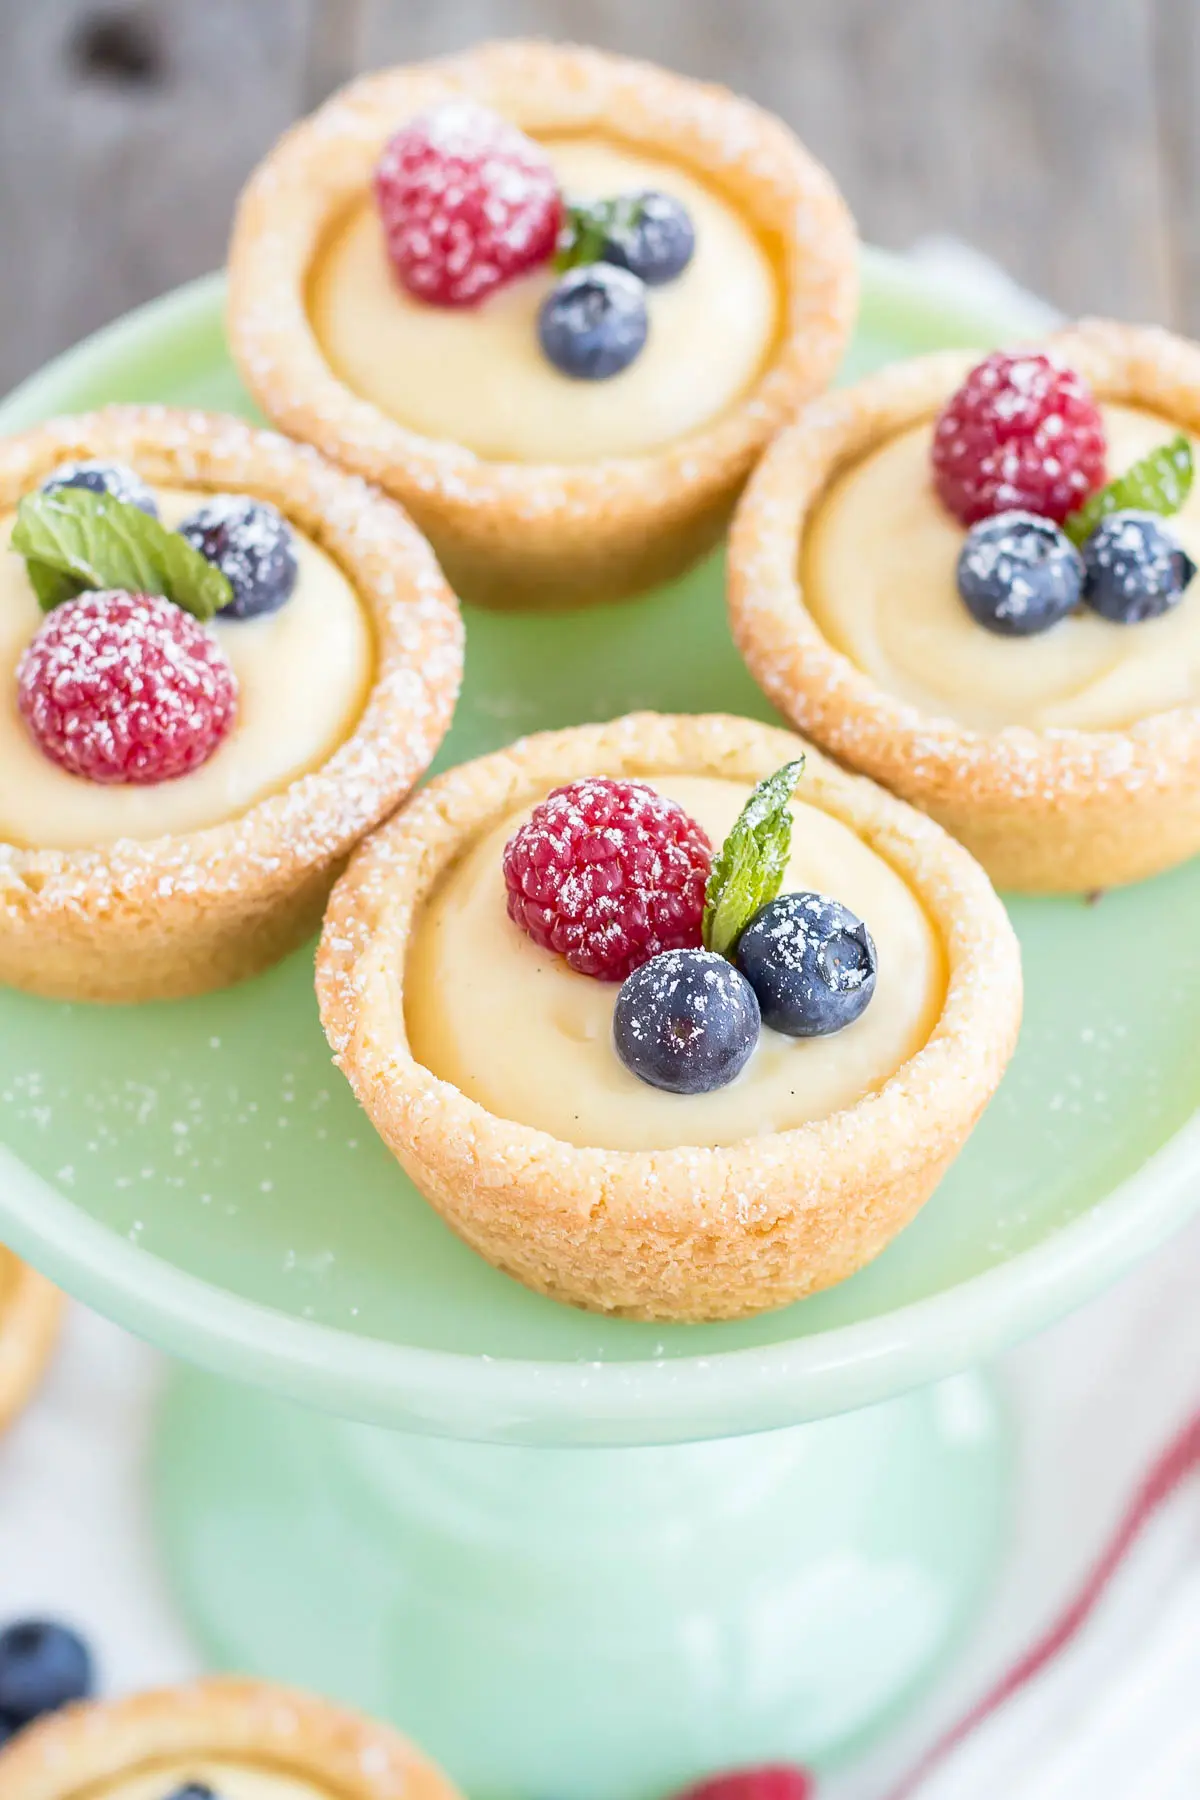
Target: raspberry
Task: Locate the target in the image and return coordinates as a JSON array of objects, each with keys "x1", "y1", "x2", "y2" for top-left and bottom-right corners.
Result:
[
  {"x1": 669, "y1": 1768, "x2": 814, "y2": 1800},
  {"x1": 932, "y1": 351, "x2": 1107, "y2": 527},
  {"x1": 374, "y1": 101, "x2": 561, "y2": 307},
  {"x1": 503, "y1": 778, "x2": 713, "y2": 983},
  {"x1": 18, "y1": 590, "x2": 237, "y2": 785}
]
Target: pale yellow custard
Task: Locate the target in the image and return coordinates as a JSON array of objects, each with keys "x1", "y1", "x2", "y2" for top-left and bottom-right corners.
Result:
[
  {"x1": 309, "y1": 136, "x2": 779, "y2": 463},
  {"x1": 804, "y1": 402, "x2": 1200, "y2": 732},
  {"x1": 406, "y1": 776, "x2": 944, "y2": 1151},
  {"x1": 0, "y1": 489, "x2": 373, "y2": 849},
  {"x1": 82, "y1": 1761, "x2": 328, "y2": 1800}
]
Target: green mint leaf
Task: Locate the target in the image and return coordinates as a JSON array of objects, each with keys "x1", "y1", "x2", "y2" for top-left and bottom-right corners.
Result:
[
  {"x1": 553, "y1": 194, "x2": 645, "y2": 272},
  {"x1": 702, "y1": 759, "x2": 806, "y2": 960},
  {"x1": 25, "y1": 559, "x2": 79, "y2": 611},
  {"x1": 1064, "y1": 434, "x2": 1194, "y2": 546},
  {"x1": 11, "y1": 487, "x2": 234, "y2": 621}
]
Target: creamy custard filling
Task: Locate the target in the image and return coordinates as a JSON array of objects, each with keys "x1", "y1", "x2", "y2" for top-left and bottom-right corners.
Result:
[
  {"x1": 80, "y1": 1759, "x2": 333, "y2": 1800},
  {"x1": 405, "y1": 776, "x2": 944, "y2": 1151},
  {"x1": 804, "y1": 403, "x2": 1200, "y2": 733},
  {"x1": 0, "y1": 488, "x2": 373, "y2": 850},
  {"x1": 309, "y1": 136, "x2": 779, "y2": 463}
]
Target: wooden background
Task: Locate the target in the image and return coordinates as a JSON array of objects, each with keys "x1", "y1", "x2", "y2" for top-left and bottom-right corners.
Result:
[{"x1": 1, "y1": 0, "x2": 1197, "y2": 394}]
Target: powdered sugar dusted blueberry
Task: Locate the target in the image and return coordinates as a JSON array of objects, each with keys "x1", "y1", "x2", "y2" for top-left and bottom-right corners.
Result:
[
  {"x1": 735, "y1": 892, "x2": 876, "y2": 1037},
  {"x1": 1081, "y1": 509, "x2": 1196, "y2": 624},
  {"x1": 956, "y1": 510, "x2": 1084, "y2": 637},
  {"x1": 178, "y1": 494, "x2": 297, "y2": 619},
  {"x1": 614, "y1": 947, "x2": 760, "y2": 1093},
  {"x1": 601, "y1": 189, "x2": 695, "y2": 285},
  {"x1": 374, "y1": 101, "x2": 561, "y2": 307},
  {"x1": 538, "y1": 264, "x2": 649, "y2": 380},
  {"x1": 502, "y1": 777, "x2": 712, "y2": 981},
  {"x1": 932, "y1": 351, "x2": 1106, "y2": 527},
  {"x1": 40, "y1": 458, "x2": 157, "y2": 517},
  {"x1": 17, "y1": 589, "x2": 237, "y2": 784}
]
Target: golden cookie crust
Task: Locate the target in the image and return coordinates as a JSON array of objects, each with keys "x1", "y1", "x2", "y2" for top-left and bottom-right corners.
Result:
[
  {"x1": 0, "y1": 1675, "x2": 465, "y2": 1800},
  {"x1": 728, "y1": 319, "x2": 1200, "y2": 893},
  {"x1": 0, "y1": 1248, "x2": 61, "y2": 1434},
  {"x1": 227, "y1": 39, "x2": 858, "y2": 612},
  {"x1": 0, "y1": 406, "x2": 463, "y2": 1003},
  {"x1": 317, "y1": 713, "x2": 1022, "y2": 1322}
]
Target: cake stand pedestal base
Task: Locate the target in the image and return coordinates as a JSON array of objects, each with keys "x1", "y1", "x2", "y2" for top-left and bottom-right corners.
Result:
[{"x1": 154, "y1": 1365, "x2": 1007, "y2": 1798}]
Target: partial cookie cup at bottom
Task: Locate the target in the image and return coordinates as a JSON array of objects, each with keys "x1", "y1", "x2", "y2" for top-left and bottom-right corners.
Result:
[
  {"x1": 0, "y1": 406, "x2": 463, "y2": 1003},
  {"x1": 0, "y1": 1675, "x2": 464, "y2": 1800},
  {"x1": 317, "y1": 714, "x2": 1022, "y2": 1323},
  {"x1": 728, "y1": 321, "x2": 1200, "y2": 893}
]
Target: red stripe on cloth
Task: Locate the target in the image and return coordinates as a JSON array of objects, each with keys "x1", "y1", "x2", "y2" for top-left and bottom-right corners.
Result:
[{"x1": 884, "y1": 1405, "x2": 1200, "y2": 1800}]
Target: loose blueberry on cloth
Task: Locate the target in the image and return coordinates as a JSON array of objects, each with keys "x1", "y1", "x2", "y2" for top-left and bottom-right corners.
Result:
[{"x1": 0, "y1": 1618, "x2": 93, "y2": 1741}]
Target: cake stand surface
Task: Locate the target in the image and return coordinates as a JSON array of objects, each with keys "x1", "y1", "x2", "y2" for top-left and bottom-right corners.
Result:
[{"x1": 1, "y1": 255, "x2": 1198, "y2": 1796}]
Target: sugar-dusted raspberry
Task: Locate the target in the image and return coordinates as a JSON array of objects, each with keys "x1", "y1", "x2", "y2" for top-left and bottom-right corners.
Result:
[
  {"x1": 374, "y1": 100, "x2": 561, "y2": 307},
  {"x1": 502, "y1": 777, "x2": 713, "y2": 982},
  {"x1": 932, "y1": 350, "x2": 1107, "y2": 526},
  {"x1": 17, "y1": 590, "x2": 237, "y2": 785},
  {"x1": 668, "y1": 1767, "x2": 813, "y2": 1800}
]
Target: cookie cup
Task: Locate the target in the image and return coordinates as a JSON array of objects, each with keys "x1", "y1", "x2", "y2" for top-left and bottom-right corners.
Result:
[
  {"x1": 227, "y1": 40, "x2": 858, "y2": 612},
  {"x1": 0, "y1": 1247, "x2": 62, "y2": 1433},
  {"x1": 0, "y1": 406, "x2": 463, "y2": 1003},
  {"x1": 0, "y1": 1675, "x2": 463, "y2": 1800},
  {"x1": 728, "y1": 320, "x2": 1200, "y2": 892},
  {"x1": 317, "y1": 713, "x2": 1022, "y2": 1322}
]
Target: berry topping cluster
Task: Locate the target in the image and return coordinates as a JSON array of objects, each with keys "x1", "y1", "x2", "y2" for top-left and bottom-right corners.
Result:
[
  {"x1": 18, "y1": 590, "x2": 237, "y2": 785},
  {"x1": 502, "y1": 777, "x2": 712, "y2": 983},
  {"x1": 374, "y1": 101, "x2": 562, "y2": 307},
  {"x1": 939, "y1": 353, "x2": 1196, "y2": 632},
  {"x1": 372, "y1": 102, "x2": 695, "y2": 381},
  {"x1": 11, "y1": 469, "x2": 303, "y2": 787},
  {"x1": 503, "y1": 767, "x2": 877, "y2": 1095}
]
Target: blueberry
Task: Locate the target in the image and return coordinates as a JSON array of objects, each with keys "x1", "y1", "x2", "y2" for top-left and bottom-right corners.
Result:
[
  {"x1": 602, "y1": 190, "x2": 695, "y2": 286},
  {"x1": 40, "y1": 458, "x2": 157, "y2": 517},
  {"x1": 614, "y1": 948, "x2": 759, "y2": 1094},
  {"x1": 956, "y1": 510, "x2": 1083, "y2": 636},
  {"x1": 165, "y1": 1785, "x2": 217, "y2": 1800},
  {"x1": 178, "y1": 495, "x2": 298, "y2": 620},
  {"x1": 1081, "y1": 509, "x2": 1196, "y2": 624},
  {"x1": 736, "y1": 893, "x2": 877, "y2": 1038},
  {"x1": 538, "y1": 263, "x2": 648, "y2": 380},
  {"x1": 0, "y1": 1620, "x2": 94, "y2": 1726}
]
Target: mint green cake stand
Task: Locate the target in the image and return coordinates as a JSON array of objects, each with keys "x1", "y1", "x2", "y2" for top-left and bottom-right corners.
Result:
[{"x1": 3, "y1": 256, "x2": 1200, "y2": 1799}]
